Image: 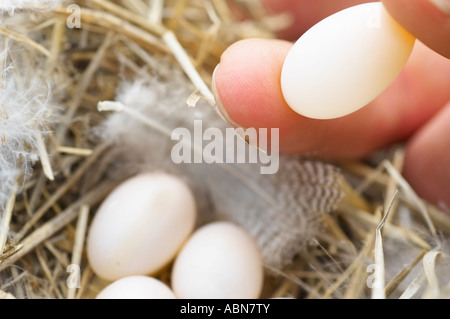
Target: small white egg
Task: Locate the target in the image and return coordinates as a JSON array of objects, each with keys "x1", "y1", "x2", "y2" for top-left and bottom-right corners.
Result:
[
  {"x1": 87, "y1": 172, "x2": 197, "y2": 281},
  {"x1": 281, "y1": 2, "x2": 415, "y2": 119},
  {"x1": 96, "y1": 276, "x2": 176, "y2": 299},
  {"x1": 171, "y1": 221, "x2": 263, "y2": 299}
]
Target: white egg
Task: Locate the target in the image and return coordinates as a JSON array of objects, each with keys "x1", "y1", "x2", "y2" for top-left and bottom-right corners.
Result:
[
  {"x1": 96, "y1": 276, "x2": 176, "y2": 299},
  {"x1": 171, "y1": 221, "x2": 263, "y2": 299},
  {"x1": 87, "y1": 173, "x2": 197, "y2": 281},
  {"x1": 281, "y1": 2, "x2": 415, "y2": 119}
]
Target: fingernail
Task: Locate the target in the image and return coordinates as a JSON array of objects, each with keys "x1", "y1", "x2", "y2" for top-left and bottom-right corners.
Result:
[
  {"x1": 211, "y1": 64, "x2": 261, "y2": 149},
  {"x1": 430, "y1": 0, "x2": 450, "y2": 14},
  {"x1": 211, "y1": 64, "x2": 243, "y2": 129}
]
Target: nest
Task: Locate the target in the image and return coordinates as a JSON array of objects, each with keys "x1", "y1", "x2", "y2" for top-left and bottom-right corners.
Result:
[{"x1": 0, "y1": 0, "x2": 449, "y2": 299}]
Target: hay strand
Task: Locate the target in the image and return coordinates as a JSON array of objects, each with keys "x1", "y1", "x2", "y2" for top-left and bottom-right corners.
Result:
[{"x1": 67, "y1": 205, "x2": 89, "y2": 299}]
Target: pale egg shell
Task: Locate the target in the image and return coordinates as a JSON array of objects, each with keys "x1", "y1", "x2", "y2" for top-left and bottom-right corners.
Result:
[
  {"x1": 171, "y1": 221, "x2": 263, "y2": 299},
  {"x1": 96, "y1": 276, "x2": 176, "y2": 299},
  {"x1": 87, "y1": 173, "x2": 196, "y2": 281},
  {"x1": 281, "y1": 2, "x2": 415, "y2": 119}
]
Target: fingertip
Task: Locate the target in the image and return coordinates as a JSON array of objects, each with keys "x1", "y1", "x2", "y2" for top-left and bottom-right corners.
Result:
[
  {"x1": 213, "y1": 30, "x2": 450, "y2": 160},
  {"x1": 213, "y1": 38, "x2": 295, "y2": 131},
  {"x1": 212, "y1": 38, "x2": 392, "y2": 157},
  {"x1": 382, "y1": 0, "x2": 450, "y2": 58}
]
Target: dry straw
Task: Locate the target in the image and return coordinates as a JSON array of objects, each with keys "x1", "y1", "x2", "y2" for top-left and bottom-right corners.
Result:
[{"x1": 0, "y1": 0, "x2": 449, "y2": 299}]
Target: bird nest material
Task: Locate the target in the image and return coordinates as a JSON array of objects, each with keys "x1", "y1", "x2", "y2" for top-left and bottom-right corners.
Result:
[{"x1": 0, "y1": 0, "x2": 449, "y2": 299}]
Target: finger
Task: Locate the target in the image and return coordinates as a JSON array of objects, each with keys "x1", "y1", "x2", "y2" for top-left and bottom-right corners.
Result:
[
  {"x1": 403, "y1": 101, "x2": 450, "y2": 212},
  {"x1": 213, "y1": 39, "x2": 450, "y2": 158},
  {"x1": 382, "y1": 0, "x2": 450, "y2": 58},
  {"x1": 262, "y1": 0, "x2": 373, "y2": 40}
]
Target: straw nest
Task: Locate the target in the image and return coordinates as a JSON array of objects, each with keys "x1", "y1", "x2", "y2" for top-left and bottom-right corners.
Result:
[{"x1": 0, "y1": 0, "x2": 449, "y2": 299}]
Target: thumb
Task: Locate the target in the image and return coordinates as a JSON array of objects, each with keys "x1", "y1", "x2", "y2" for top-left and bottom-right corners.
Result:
[{"x1": 382, "y1": 0, "x2": 450, "y2": 58}]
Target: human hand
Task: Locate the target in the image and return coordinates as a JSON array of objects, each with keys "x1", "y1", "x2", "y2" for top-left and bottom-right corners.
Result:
[{"x1": 212, "y1": 0, "x2": 450, "y2": 211}]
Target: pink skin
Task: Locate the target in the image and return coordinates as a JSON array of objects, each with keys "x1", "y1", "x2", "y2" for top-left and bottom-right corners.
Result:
[
  {"x1": 381, "y1": 0, "x2": 450, "y2": 59},
  {"x1": 403, "y1": 101, "x2": 450, "y2": 213},
  {"x1": 214, "y1": 0, "x2": 450, "y2": 211},
  {"x1": 262, "y1": 0, "x2": 374, "y2": 41}
]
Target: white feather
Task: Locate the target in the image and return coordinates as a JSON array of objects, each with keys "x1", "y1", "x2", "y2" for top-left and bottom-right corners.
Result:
[
  {"x1": 0, "y1": 50, "x2": 58, "y2": 210},
  {"x1": 0, "y1": 0, "x2": 64, "y2": 13}
]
